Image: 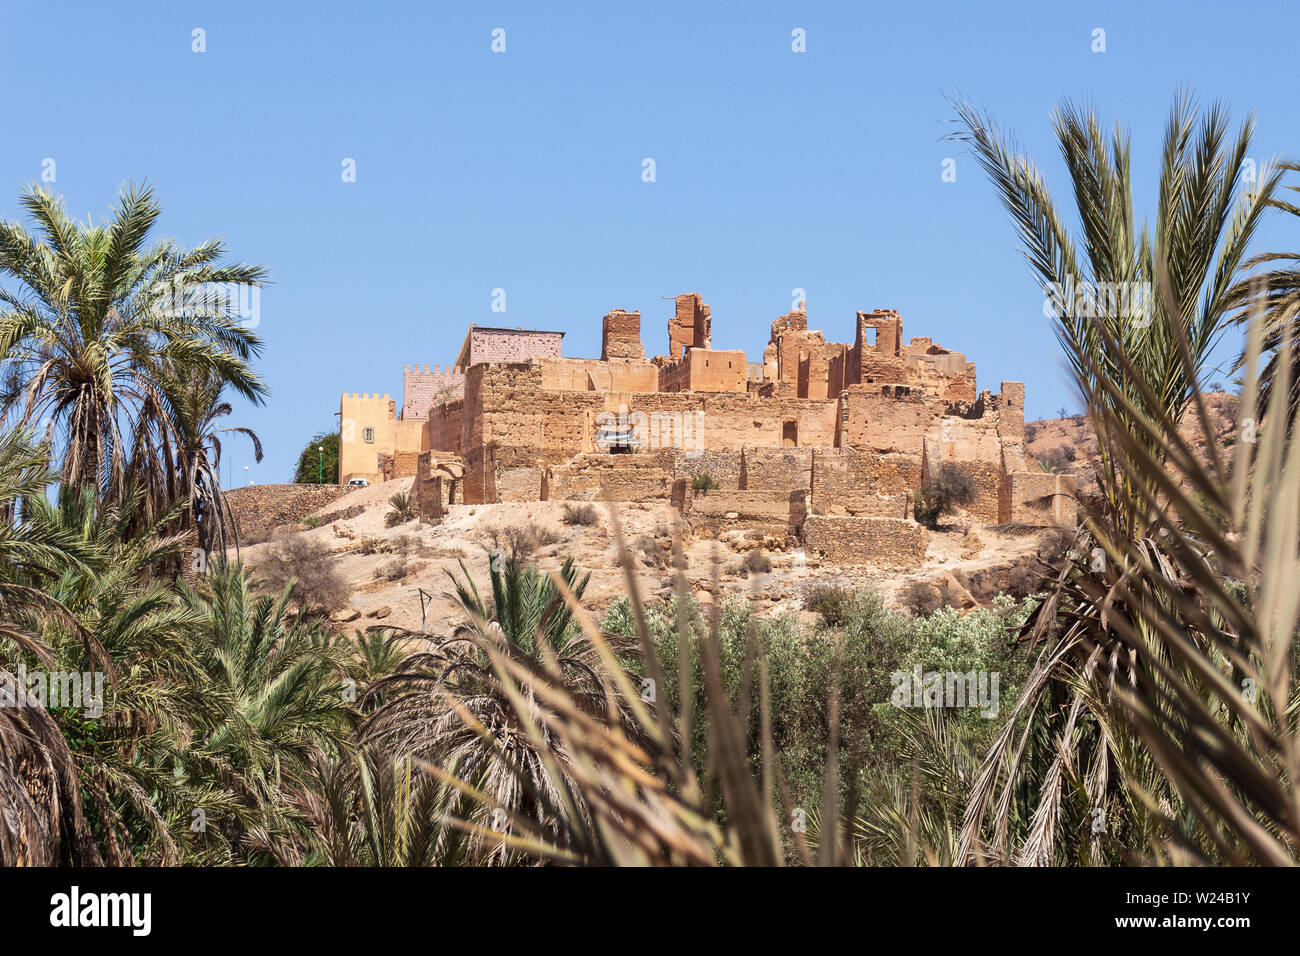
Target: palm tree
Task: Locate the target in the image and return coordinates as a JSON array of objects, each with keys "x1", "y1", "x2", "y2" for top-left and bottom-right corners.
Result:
[
  {"x1": 360, "y1": 554, "x2": 639, "y2": 862},
  {"x1": 0, "y1": 183, "x2": 267, "y2": 504},
  {"x1": 949, "y1": 91, "x2": 1285, "y2": 864},
  {"x1": 0, "y1": 429, "x2": 102, "y2": 865},
  {"x1": 292, "y1": 749, "x2": 463, "y2": 866},
  {"x1": 157, "y1": 367, "x2": 263, "y2": 557},
  {"x1": 1226, "y1": 160, "x2": 1300, "y2": 427},
  {"x1": 1073, "y1": 314, "x2": 1300, "y2": 864},
  {"x1": 30, "y1": 484, "x2": 213, "y2": 864},
  {"x1": 178, "y1": 564, "x2": 355, "y2": 862}
]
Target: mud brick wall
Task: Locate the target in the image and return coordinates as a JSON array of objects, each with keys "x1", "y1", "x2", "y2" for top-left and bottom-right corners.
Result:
[
  {"x1": 922, "y1": 429, "x2": 1006, "y2": 524},
  {"x1": 545, "y1": 452, "x2": 675, "y2": 501},
  {"x1": 541, "y1": 357, "x2": 658, "y2": 392},
  {"x1": 379, "y1": 450, "x2": 421, "y2": 481},
  {"x1": 464, "y1": 362, "x2": 605, "y2": 502},
  {"x1": 741, "y1": 448, "x2": 813, "y2": 492},
  {"x1": 968, "y1": 462, "x2": 1004, "y2": 524},
  {"x1": 992, "y1": 381, "x2": 1026, "y2": 443},
  {"x1": 802, "y1": 515, "x2": 927, "y2": 570},
  {"x1": 670, "y1": 449, "x2": 744, "y2": 491},
  {"x1": 497, "y1": 466, "x2": 543, "y2": 502},
  {"x1": 811, "y1": 448, "x2": 921, "y2": 512},
  {"x1": 840, "y1": 387, "x2": 938, "y2": 453},
  {"x1": 681, "y1": 489, "x2": 804, "y2": 537},
  {"x1": 601, "y1": 310, "x2": 645, "y2": 360},
  {"x1": 1006, "y1": 471, "x2": 1076, "y2": 527},
  {"x1": 426, "y1": 399, "x2": 465, "y2": 455},
  {"x1": 668, "y1": 293, "x2": 711, "y2": 358},
  {"x1": 624, "y1": 392, "x2": 839, "y2": 449},
  {"x1": 413, "y1": 453, "x2": 462, "y2": 519},
  {"x1": 223, "y1": 484, "x2": 346, "y2": 543}
]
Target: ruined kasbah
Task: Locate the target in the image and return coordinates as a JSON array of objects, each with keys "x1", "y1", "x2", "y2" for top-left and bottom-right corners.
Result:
[{"x1": 338, "y1": 293, "x2": 1075, "y2": 570}]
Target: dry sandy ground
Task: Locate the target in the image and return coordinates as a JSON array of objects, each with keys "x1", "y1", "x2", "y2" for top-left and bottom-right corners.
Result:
[{"x1": 230, "y1": 478, "x2": 1046, "y2": 634}]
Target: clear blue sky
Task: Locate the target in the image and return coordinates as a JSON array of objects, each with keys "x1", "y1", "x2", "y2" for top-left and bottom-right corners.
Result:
[{"x1": 4, "y1": 0, "x2": 1298, "y2": 483}]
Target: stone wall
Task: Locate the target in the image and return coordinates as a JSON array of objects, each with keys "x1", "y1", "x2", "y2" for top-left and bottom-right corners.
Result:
[
  {"x1": 802, "y1": 515, "x2": 927, "y2": 569},
  {"x1": 811, "y1": 447, "x2": 920, "y2": 512},
  {"x1": 223, "y1": 484, "x2": 346, "y2": 543},
  {"x1": 545, "y1": 451, "x2": 676, "y2": 502},
  {"x1": 1006, "y1": 471, "x2": 1077, "y2": 527},
  {"x1": 679, "y1": 488, "x2": 806, "y2": 537},
  {"x1": 671, "y1": 449, "x2": 744, "y2": 491},
  {"x1": 741, "y1": 447, "x2": 813, "y2": 492}
]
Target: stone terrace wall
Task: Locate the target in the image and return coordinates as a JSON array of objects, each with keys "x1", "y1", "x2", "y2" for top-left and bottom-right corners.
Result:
[
  {"x1": 802, "y1": 515, "x2": 927, "y2": 570},
  {"x1": 545, "y1": 452, "x2": 675, "y2": 501},
  {"x1": 671, "y1": 449, "x2": 743, "y2": 491},
  {"x1": 741, "y1": 448, "x2": 813, "y2": 492},
  {"x1": 810, "y1": 447, "x2": 920, "y2": 514},
  {"x1": 680, "y1": 488, "x2": 806, "y2": 537},
  {"x1": 223, "y1": 484, "x2": 346, "y2": 543}
]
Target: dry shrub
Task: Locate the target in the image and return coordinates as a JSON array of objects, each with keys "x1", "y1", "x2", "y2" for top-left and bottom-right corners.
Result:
[
  {"x1": 1039, "y1": 442, "x2": 1079, "y2": 474},
  {"x1": 741, "y1": 550, "x2": 772, "y2": 576},
  {"x1": 374, "y1": 557, "x2": 409, "y2": 582},
  {"x1": 562, "y1": 502, "x2": 600, "y2": 526},
  {"x1": 914, "y1": 462, "x2": 977, "y2": 529},
  {"x1": 258, "y1": 534, "x2": 348, "y2": 615},
  {"x1": 631, "y1": 534, "x2": 666, "y2": 569},
  {"x1": 488, "y1": 522, "x2": 560, "y2": 561}
]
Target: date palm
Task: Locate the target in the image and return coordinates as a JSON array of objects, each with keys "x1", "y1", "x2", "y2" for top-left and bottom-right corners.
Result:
[
  {"x1": 949, "y1": 91, "x2": 1284, "y2": 864},
  {"x1": 1226, "y1": 160, "x2": 1300, "y2": 427},
  {"x1": 177, "y1": 565, "x2": 355, "y2": 861},
  {"x1": 0, "y1": 183, "x2": 267, "y2": 504},
  {"x1": 0, "y1": 430, "x2": 101, "y2": 865},
  {"x1": 156, "y1": 368, "x2": 263, "y2": 556},
  {"x1": 360, "y1": 554, "x2": 639, "y2": 863}
]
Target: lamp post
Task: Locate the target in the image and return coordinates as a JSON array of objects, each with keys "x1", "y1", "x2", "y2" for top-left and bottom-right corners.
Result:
[
  {"x1": 244, "y1": 465, "x2": 249, "y2": 486},
  {"x1": 316, "y1": 444, "x2": 323, "y2": 483}
]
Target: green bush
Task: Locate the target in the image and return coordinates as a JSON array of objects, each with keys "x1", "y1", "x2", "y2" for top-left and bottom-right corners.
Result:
[
  {"x1": 691, "y1": 472, "x2": 719, "y2": 493},
  {"x1": 603, "y1": 587, "x2": 1030, "y2": 819},
  {"x1": 804, "y1": 584, "x2": 852, "y2": 626},
  {"x1": 293, "y1": 430, "x2": 339, "y2": 484}
]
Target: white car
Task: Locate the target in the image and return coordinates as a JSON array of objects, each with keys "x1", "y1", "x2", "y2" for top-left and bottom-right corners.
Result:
[{"x1": 347, "y1": 478, "x2": 369, "y2": 489}]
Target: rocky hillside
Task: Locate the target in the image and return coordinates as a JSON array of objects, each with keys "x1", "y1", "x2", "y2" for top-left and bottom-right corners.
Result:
[
  {"x1": 1024, "y1": 391, "x2": 1240, "y2": 495},
  {"x1": 227, "y1": 479, "x2": 1061, "y2": 635}
]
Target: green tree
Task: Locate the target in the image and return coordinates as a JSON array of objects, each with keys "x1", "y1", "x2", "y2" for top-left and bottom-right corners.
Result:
[
  {"x1": 294, "y1": 431, "x2": 338, "y2": 484},
  {"x1": 160, "y1": 368, "x2": 262, "y2": 554},
  {"x1": 0, "y1": 184, "x2": 268, "y2": 505},
  {"x1": 360, "y1": 554, "x2": 637, "y2": 863}
]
